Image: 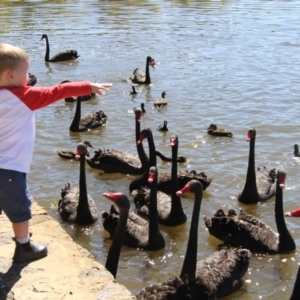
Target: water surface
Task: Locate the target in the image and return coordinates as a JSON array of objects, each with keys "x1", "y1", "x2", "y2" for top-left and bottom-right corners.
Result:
[{"x1": 1, "y1": 1, "x2": 300, "y2": 299}]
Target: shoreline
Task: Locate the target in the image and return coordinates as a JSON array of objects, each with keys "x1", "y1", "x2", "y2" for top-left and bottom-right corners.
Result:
[{"x1": 0, "y1": 200, "x2": 135, "y2": 300}]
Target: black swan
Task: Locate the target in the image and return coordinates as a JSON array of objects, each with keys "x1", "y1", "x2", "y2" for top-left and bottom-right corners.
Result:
[
  {"x1": 154, "y1": 91, "x2": 168, "y2": 109},
  {"x1": 102, "y1": 166, "x2": 165, "y2": 251},
  {"x1": 206, "y1": 124, "x2": 233, "y2": 137},
  {"x1": 134, "y1": 135, "x2": 187, "y2": 226},
  {"x1": 204, "y1": 170, "x2": 296, "y2": 254},
  {"x1": 102, "y1": 192, "x2": 129, "y2": 279},
  {"x1": 40, "y1": 34, "x2": 80, "y2": 62},
  {"x1": 290, "y1": 265, "x2": 300, "y2": 300},
  {"x1": 293, "y1": 144, "x2": 300, "y2": 157},
  {"x1": 238, "y1": 128, "x2": 276, "y2": 204},
  {"x1": 60, "y1": 80, "x2": 95, "y2": 102},
  {"x1": 27, "y1": 73, "x2": 37, "y2": 86},
  {"x1": 129, "y1": 128, "x2": 211, "y2": 194},
  {"x1": 141, "y1": 103, "x2": 146, "y2": 114},
  {"x1": 86, "y1": 108, "x2": 183, "y2": 174},
  {"x1": 129, "y1": 56, "x2": 154, "y2": 84},
  {"x1": 179, "y1": 180, "x2": 251, "y2": 299},
  {"x1": 69, "y1": 96, "x2": 107, "y2": 132},
  {"x1": 158, "y1": 120, "x2": 169, "y2": 132},
  {"x1": 58, "y1": 143, "x2": 98, "y2": 225},
  {"x1": 56, "y1": 141, "x2": 93, "y2": 160},
  {"x1": 136, "y1": 180, "x2": 250, "y2": 299}
]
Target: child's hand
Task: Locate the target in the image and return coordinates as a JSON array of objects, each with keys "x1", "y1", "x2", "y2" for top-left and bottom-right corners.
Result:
[{"x1": 91, "y1": 83, "x2": 113, "y2": 95}]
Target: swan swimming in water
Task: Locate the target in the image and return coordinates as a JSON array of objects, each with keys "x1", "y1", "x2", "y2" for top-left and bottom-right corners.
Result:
[
  {"x1": 40, "y1": 34, "x2": 80, "y2": 62},
  {"x1": 238, "y1": 128, "x2": 276, "y2": 204}
]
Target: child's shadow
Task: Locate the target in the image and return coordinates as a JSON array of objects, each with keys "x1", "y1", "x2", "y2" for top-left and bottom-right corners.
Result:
[{"x1": 0, "y1": 263, "x2": 28, "y2": 299}]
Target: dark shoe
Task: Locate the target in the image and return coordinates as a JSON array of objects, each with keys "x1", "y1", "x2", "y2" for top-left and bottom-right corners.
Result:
[{"x1": 13, "y1": 239, "x2": 48, "y2": 263}]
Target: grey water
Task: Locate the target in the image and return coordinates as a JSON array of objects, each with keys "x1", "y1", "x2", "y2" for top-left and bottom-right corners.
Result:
[{"x1": 1, "y1": 0, "x2": 300, "y2": 298}]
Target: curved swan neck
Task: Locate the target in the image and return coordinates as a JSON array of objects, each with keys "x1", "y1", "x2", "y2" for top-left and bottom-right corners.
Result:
[
  {"x1": 70, "y1": 97, "x2": 81, "y2": 131},
  {"x1": 180, "y1": 184, "x2": 202, "y2": 280},
  {"x1": 275, "y1": 175, "x2": 293, "y2": 243},
  {"x1": 135, "y1": 116, "x2": 148, "y2": 169},
  {"x1": 105, "y1": 204, "x2": 129, "y2": 278},
  {"x1": 147, "y1": 131, "x2": 157, "y2": 167}
]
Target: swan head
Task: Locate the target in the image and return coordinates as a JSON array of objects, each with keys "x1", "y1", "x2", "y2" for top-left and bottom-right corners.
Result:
[
  {"x1": 40, "y1": 34, "x2": 48, "y2": 41},
  {"x1": 148, "y1": 166, "x2": 157, "y2": 183},
  {"x1": 176, "y1": 180, "x2": 203, "y2": 196},
  {"x1": 133, "y1": 107, "x2": 142, "y2": 123},
  {"x1": 246, "y1": 128, "x2": 256, "y2": 141},
  {"x1": 137, "y1": 128, "x2": 152, "y2": 144},
  {"x1": 75, "y1": 142, "x2": 88, "y2": 160},
  {"x1": 277, "y1": 169, "x2": 286, "y2": 189},
  {"x1": 170, "y1": 135, "x2": 178, "y2": 147},
  {"x1": 103, "y1": 192, "x2": 130, "y2": 211}
]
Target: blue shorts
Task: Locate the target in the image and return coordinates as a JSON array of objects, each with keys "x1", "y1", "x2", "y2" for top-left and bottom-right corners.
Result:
[{"x1": 0, "y1": 168, "x2": 32, "y2": 223}]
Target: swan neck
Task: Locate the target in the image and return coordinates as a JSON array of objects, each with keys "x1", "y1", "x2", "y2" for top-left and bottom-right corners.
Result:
[
  {"x1": 136, "y1": 120, "x2": 148, "y2": 169},
  {"x1": 77, "y1": 154, "x2": 88, "y2": 210},
  {"x1": 105, "y1": 207, "x2": 129, "y2": 278},
  {"x1": 145, "y1": 59, "x2": 151, "y2": 84},
  {"x1": 170, "y1": 144, "x2": 183, "y2": 213},
  {"x1": 44, "y1": 36, "x2": 50, "y2": 62},
  {"x1": 275, "y1": 181, "x2": 290, "y2": 238},
  {"x1": 148, "y1": 177, "x2": 160, "y2": 244},
  {"x1": 180, "y1": 188, "x2": 202, "y2": 280},
  {"x1": 70, "y1": 97, "x2": 81, "y2": 131}
]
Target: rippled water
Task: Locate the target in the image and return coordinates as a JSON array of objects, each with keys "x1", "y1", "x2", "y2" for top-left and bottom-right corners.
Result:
[{"x1": 1, "y1": 1, "x2": 300, "y2": 299}]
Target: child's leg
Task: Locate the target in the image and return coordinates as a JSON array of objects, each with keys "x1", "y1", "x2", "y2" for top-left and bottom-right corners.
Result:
[
  {"x1": 13, "y1": 220, "x2": 29, "y2": 241},
  {"x1": 0, "y1": 168, "x2": 47, "y2": 263},
  {"x1": 13, "y1": 220, "x2": 29, "y2": 238}
]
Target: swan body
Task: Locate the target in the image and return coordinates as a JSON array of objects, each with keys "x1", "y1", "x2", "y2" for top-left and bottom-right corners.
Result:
[
  {"x1": 86, "y1": 109, "x2": 180, "y2": 174},
  {"x1": 136, "y1": 180, "x2": 250, "y2": 299},
  {"x1": 157, "y1": 170, "x2": 212, "y2": 195},
  {"x1": 154, "y1": 91, "x2": 168, "y2": 109},
  {"x1": 56, "y1": 141, "x2": 93, "y2": 160},
  {"x1": 206, "y1": 124, "x2": 233, "y2": 137},
  {"x1": 103, "y1": 192, "x2": 129, "y2": 278},
  {"x1": 60, "y1": 80, "x2": 95, "y2": 102},
  {"x1": 69, "y1": 96, "x2": 107, "y2": 132},
  {"x1": 129, "y1": 128, "x2": 210, "y2": 193},
  {"x1": 102, "y1": 166, "x2": 165, "y2": 251},
  {"x1": 41, "y1": 34, "x2": 79, "y2": 62},
  {"x1": 134, "y1": 135, "x2": 187, "y2": 226},
  {"x1": 294, "y1": 144, "x2": 300, "y2": 157},
  {"x1": 86, "y1": 148, "x2": 143, "y2": 174},
  {"x1": 238, "y1": 128, "x2": 276, "y2": 204},
  {"x1": 204, "y1": 170, "x2": 296, "y2": 254},
  {"x1": 129, "y1": 56, "x2": 154, "y2": 84},
  {"x1": 27, "y1": 73, "x2": 37, "y2": 86},
  {"x1": 58, "y1": 143, "x2": 98, "y2": 225},
  {"x1": 158, "y1": 120, "x2": 169, "y2": 132}
]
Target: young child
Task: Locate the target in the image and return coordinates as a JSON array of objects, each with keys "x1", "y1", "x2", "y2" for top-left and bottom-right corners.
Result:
[{"x1": 0, "y1": 42, "x2": 112, "y2": 263}]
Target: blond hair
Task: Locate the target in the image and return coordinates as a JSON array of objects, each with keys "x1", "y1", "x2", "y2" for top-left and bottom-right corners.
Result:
[{"x1": 0, "y1": 43, "x2": 29, "y2": 76}]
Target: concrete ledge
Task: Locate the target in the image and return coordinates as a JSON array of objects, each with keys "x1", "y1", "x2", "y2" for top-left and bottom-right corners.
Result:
[{"x1": 0, "y1": 201, "x2": 135, "y2": 300}]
